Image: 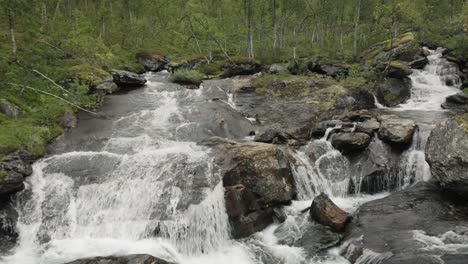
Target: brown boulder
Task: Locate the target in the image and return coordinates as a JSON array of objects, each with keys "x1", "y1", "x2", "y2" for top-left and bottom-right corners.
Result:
[
  {"x1": 310, "y1": 193, "x2": 349, "y2": 232},
  {"x1": 208, "y1": 137, "x2": 296, "y2": 238},
  {"x1": 377, "y1": 115, "x2": 417, "y2": 146}
]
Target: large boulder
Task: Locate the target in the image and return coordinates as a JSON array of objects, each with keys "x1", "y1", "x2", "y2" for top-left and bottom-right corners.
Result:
[
  {"x1": 343, "y1": 182, "x2": 468, "y2": 264},
  {"x1": 0, "y1": 99, "x2": 20, "y2": 119},
  {"x1": 355, "y1": 118, "x2": 380, "y2": 135},
  {"x1": 136, "y1": 52, "x2": 169, "y2": 72},
  {"x1": 377, "y1": 115, "x2": 417, "y2": 147},
  {"x1": 207, "y1": 137, "x2": 296, "y2": 238},
  {"x1": 426, "y1": 115, "x2": 468, "y2": 196},
  {"x1": 442, "y1": 92, "x2": 468, "y2": 113},
  {"x1": 0, "y1": 150, "x2": 35, "y2": 197},
  {"x1": 376, "y1": 77, "x2": 412, "y2": 107},
  {"x1": 310, "y1": 193, "x2": 349, "y2": 232},
  {"x1": 331, "y1": 132, "x2": 371, "y2": 154},
  {"x1": 65, "y1": 254, "x2": 175, "y2": 264},
  {"x1": 110, "y1": 70, "x2": 147, "y2": 87}
]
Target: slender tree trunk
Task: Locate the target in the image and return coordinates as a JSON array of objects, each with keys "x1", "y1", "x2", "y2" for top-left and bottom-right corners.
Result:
[
  {"x1": 353, "y1": 0, "x2": 362, "y2": 57},
  {"x1": 272, "y1": 0, "x2": 277, "y2": 49},
  {"x1": 8, "y1": 8, "x2": 17, "y2": 56}
]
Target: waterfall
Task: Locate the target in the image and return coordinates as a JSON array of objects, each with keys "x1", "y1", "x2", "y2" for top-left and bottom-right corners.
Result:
[
  {"x1": 3, "y1": 73, "x2": 234, "y2": 264},
  {"x1": 398, "y1": 47, "x2": 461, "y2": 110}
]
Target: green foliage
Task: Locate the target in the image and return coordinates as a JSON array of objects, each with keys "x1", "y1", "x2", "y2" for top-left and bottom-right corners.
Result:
[
  {"x1": 171, "y1": 70, "x2": 205, "y2": 85},
  {"x1": 195, "y1": 61, "x2": 225, "y2": 77},
  {"x1": 66, "y1": 64, "x2": 110, "y2": 87}
]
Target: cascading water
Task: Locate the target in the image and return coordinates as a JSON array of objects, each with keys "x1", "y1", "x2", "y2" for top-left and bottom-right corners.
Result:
[{"x1": 397, "y1": 47, "x2": 461, "y2": 111}]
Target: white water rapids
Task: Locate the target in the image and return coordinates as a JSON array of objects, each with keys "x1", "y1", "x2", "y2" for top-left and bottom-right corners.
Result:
[{"x1": 1, "y1": 46, "x2": 463, "y2": 264}]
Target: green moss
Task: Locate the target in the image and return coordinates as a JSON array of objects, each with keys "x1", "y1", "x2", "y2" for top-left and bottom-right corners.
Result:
[
  {"x1": 0, "y1": 169, "x2": 6, "y2": 179},
  {"x1": 389, "y1": 60, "x2": 409, "y2": 69},
  {"x1": 171, "y1": 69, "x2": 205, "y2": 85},
  {"x1": 454, "y1": 113, "x2": 468, "y2": 133},
  {"x1": 384, "y1": 92, "x2": 397, "y2": 102},
  {"x1": 67, "y1": 64, "x2": 110, "y2": 87}
]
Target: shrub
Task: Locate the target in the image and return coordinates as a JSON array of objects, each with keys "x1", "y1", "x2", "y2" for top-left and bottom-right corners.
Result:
[{"x1": 171, "y1": 70, "x2": 205, "y2": 85}]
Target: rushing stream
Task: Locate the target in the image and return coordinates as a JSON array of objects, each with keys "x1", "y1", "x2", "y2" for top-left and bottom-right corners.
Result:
[{"x1": 1, "y1": 48, "x2": 463, "y2": 264}]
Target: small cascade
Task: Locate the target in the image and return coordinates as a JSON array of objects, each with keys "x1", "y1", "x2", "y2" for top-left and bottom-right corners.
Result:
[
  {"x1": 396, "y1": 127, "x2": 431, "y2": 188},
  {"x1": 292, "y1": 127, "x2": 351, "y2": 200},
  {"x1": 398, "y1": 47, "x2": 461, "y2": 110}
]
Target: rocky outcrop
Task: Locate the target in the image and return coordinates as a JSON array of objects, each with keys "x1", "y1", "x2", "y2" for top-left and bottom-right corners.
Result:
[
  {"x1": 331, "y1": 132, "x2": 371, "y2": 154},
  {"x1": 222, "y1": 60, "x2": 262, "y2": 77},
  {"x1": 111, "y1": 70, "x2": 147, "y2": 87},
  {"x1": 442, "y1": 92, "x2": 468, "y2": 113},
  {"x1": 0, "y1": 100, "x2": 20, "y2": 119},
  {"x1": 0, "y1": 150, "x2": 35, "y2": 197},
  {"x1": 343, "y1": 182, "x2": 468, "y2": 264},
  {"x1": 65, "y1": 254, "x2": 175, "y2": 264},
  {"x1": 311, "y1": 64, "x2": 348, "y2": 78},
  {"x1": 207, "y1": 137, "x2": 295, "y2": 238},
  {"x1": 310, "y1": 193, "x2": 349, "y2": 232},
  {"x1": 136, "y1": 52, "x2": 170, "y2": 72},
  {"x1": 254, "y1": 126, "x2": 295, "y2": 144},
  {"x1": 377, "y1": 115, "x2": 416, "y2": 146},
  {"x1": 426, "y1": 116, "x2": 468, "y2": 196}
]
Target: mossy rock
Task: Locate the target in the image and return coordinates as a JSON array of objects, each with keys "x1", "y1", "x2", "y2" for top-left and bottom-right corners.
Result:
[
  {"x1": 362, "y1": 32, "x2": 419, "y2": 65},
  {"x1": 454, "y1": 113, "x2": 468, "y2": 133},
  {"x1": 66, "y1": 64, "x2": 110, "y2": 87},
  {"x1": 171, "y1": 69, "x2": 205, "y2": 86}
]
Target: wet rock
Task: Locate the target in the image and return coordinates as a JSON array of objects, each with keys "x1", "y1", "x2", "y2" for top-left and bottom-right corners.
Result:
[
  {"x1": 408, "y1": 56, "x2": 429, "y2": 69},
  {"x1": 0, "y1": 150, "x2": 35, "y2": 197},
  {"x1": 62, "y1": 112, "x2": 77, "y2": 130},
  {"x1": 426, "y1": 117, "x2": 468, "y2": 196},
  {"x1": 338, "y1": 109, "x2": 374, "y2": 122},
  {"x1": 311, "y1": 64, "x2": 348, "y2": 77},
  {"x1": 65, "y1": 254, "x2": 175, "y2": 264},
  {"x1": 275, "y1": 218, "x2": 343, "y2": 257},
  {"x1": 111, "y1": 70, "x2": 147, "y2": 87},
  {"x1": 0, "y1": 200, "x2": 18, "y2": 253},
  {"x1": 96, "y1": 79, "x2": 119, "y2": 94},
  {"x1": 0, "y1": 99, "x2": 20, "y2": 119},
  {"x1": 442, "y1": 93, "x2": 468, "y2": 113},
  {"x1": 311, "y1": 120, "x2": 344, "y2": 138},
  {"x1": 377, "y1": 115, "x2": 417, "y2": 146},
  {"x1": 136, "y1": 52, "x2": 170, "y2": 72},
  {"x1": 344, "y1": 182, "x2": 468, "y2": 264},
  {"x1": 211, "y1": 139, "x2": 295, "y2": 238},
  {"x1": 310, "y1": 193, "x2": 349, "y2": 232},
  {"x1": 355, "y1": 118, "x2": 380, "y2": 135},
  {"x1": 331, "y1": 132, "x2": 371, "y2": 154},
  {"x1": 376, "y1": 77, "x2": 412, "y2": 107},
  {"x1": 267, "y1": 63, "x2": 288, "y2": 74},
  {"x1": 254, "y1": 127, "x2": 294, "y2": 144}
]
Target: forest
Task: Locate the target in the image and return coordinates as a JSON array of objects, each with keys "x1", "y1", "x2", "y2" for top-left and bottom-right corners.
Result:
[{"x1": 0, "y1": 0, "x2": 467, "y2": 156}]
